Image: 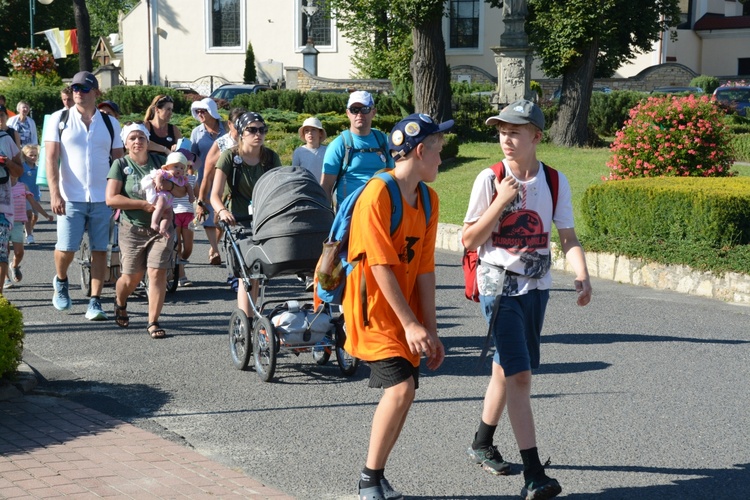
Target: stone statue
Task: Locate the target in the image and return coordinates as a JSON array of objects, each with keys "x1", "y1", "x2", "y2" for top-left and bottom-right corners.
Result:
[{"x1": 503, "y1": 0, "x2": 528, "y2": 19}]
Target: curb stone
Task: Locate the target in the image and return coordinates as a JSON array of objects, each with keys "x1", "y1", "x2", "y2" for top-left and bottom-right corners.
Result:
[{"x1": 0, "y1": 362, "x2": 38, "y2": 401}]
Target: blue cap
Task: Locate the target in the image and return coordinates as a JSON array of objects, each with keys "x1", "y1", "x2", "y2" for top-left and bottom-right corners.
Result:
[{"x1": 388, "y1": 113, "x2": 454, "y2": 159}]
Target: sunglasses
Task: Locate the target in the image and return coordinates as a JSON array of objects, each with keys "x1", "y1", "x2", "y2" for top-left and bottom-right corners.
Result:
[
  {"x1": 124, "y1": 120, "x2": 145, "y2": 125},
  {"x1": 71, "y1": 84, "x2": 93, "y2": 94},
  {"x1": 195, "y1": 109, "x2": 207, "y2": 115},
  {"x1": 157, "y1": 95, "x2": 174, "y2": 106},
  {"x1": 348, "y1": 106, "x2": 372, "y2": 115},
  {"x1": 243, "y1": 126, "x2": 268, "y2": 135}
]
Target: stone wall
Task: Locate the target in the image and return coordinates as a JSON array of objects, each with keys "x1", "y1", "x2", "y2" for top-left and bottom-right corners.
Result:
[{"x1": 285, "y1": 67, "x2": 392, "y2": 93}]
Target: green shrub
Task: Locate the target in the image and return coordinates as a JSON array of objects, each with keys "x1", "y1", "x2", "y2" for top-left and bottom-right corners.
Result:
[
  {"x1": 732, "y1": 134, "x2": 750, "y2": 162},
  {"x1": 452, "y1": 94, "x2": 496, "y2": 141},
  {"x1": 450, "y1": 81, "x2": 494, "y2": 95},
  {"x1": 442, "y1": 133, "x2": 459, "y2": 160},
  {"x1": 103, "y1": 85, "x2": 191, "y2": 116},
  {"x1": 607, "y1": 95, "x2": 735, "y2": 179},
  {"x1": 243, "y1": 42, "x2": 257, "y2": 84},
  {"x1": 588, "y1": 90, "x2": 649, "y2": 136},
  {"x1": 690, "y1": 75, "x2": 720, "y2": 94},
  {"x1": 581, "y1": 177, "x2": 750, "y2": 248},
  {"x1": 0, "y1": 297, "x2": 24, "y2": 378},
  {"x1": 0, "y1": 81, "x2": 67, "y2": 121},
  {"x1": 530, "y1": 80, "x2": 542, "y2": 100}
]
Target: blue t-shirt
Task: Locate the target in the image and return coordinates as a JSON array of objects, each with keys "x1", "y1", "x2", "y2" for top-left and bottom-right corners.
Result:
[
  {"x1": 322, "y1": 129, "x2": 394, "y2": 206},
  {"x1": 190, "y1": 122, "x2": 226, "y2": 184},
  {"x1": 19, "y1": 161, "x2": 40, "y2": 201},
  {"x1": 292, "y1": 145, "x2": 327, "y2": 182}
]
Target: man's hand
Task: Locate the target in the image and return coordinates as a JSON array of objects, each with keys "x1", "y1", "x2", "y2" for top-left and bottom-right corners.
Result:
[{"x1": 50, "y1": 192, "x2": 66, "y2": 215}]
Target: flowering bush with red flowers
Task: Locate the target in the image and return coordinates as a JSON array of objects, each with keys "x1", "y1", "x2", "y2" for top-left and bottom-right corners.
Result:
[
  {"x1": 4, "y1": 48, "x2": 57, "y2": 77},
  {"x1": 606, "y1": 94, "x2": 735, "y2": 180}
]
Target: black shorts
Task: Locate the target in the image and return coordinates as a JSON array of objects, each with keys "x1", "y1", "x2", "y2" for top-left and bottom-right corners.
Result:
[{"x1": 367, "y1": 357, "x2": 419, "y2": 390}]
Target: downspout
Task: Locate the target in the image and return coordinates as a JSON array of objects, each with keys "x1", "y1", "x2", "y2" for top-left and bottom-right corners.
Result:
[{"x1": 147, "y1": 0, "x2": 153, "y2": 84}]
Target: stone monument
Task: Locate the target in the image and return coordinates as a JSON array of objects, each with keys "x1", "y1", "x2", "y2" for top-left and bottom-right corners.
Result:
[{"x1": 491, "y1": 0, "x2": 534, "y2": 105}]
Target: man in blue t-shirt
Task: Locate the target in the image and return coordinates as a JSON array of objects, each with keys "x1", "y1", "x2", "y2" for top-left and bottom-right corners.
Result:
[{"x1": 320, "y1": 91, "x2": 395, "y2": 207}]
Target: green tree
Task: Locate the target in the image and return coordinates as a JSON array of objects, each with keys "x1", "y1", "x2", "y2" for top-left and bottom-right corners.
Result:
[
  {"x1": 0, "y1": 0, "x2": 74, "y2": 75},
  {"x1": 243, "y1": 42, "x2": 257, "y2": 84},
  {"x1": 522, "y1": 0, "x2": 681, "y2": 147},
  {"x1": 327, "y1": 0, "x2": 452, "y2": 121},
  {"x1": 86, "y1": 0, "x2": 138, "y2": 40}
]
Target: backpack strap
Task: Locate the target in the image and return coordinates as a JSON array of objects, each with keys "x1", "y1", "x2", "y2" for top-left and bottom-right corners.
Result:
[
  {"x1": 540, "y1": 162, "x2": 559, "y2": 218},
  {"x1": 100, "y1": 110, "x2": 115, "y2": 153},
  {"x1": 58, "y1": 108, "x2": 69, "y2": 141}
]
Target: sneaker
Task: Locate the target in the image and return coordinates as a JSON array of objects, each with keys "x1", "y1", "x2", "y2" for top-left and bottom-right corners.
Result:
[
  {"x1": 358, "y1": 480, "x2": 386, "y2": 500},
  {"x1": 380, "y1": 478, "x2": 403, "y2": 500},
  {"x1": 230, "y1": 277, "x2": 239, "y2": 292},
  {"x1": 11, "y1": 266, "x2": 21, "y2": 282},
  {"x1": 25, "y1": 234, "x2": 34, "y2": 244},
  {"x1": 178, "y1": 276, "x2": 193, "y2": 287},
  {"x1": 521, "y1": 473, "x2": 562, "y2": 500},
  {"x1": 85, "y1": 298, "x2": 108, "y2": 321},
  {"x1": 4, "y1": 278, "x2": 13, "y2": 289},
  {"x1": 85, "y1": 297, "x2": 108, "y2": 320},
  {"x1": 467, "y1": 445, "x2": 511, "y2": 475},
  {"x1": 52, "y1": 276, "x2": 72, "y2": 311}
]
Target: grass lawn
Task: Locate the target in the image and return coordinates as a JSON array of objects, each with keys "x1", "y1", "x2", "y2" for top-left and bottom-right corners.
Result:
[{"x1": 434, "y1": 141, "x2": 750, "y2": 232}]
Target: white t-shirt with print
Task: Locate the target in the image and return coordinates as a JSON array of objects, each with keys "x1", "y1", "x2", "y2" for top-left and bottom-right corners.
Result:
[{"x1": 463, "y1": 159, "x2": 575, "y2": 296}]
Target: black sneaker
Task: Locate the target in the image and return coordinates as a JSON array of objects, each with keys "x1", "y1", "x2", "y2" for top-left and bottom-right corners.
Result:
[
  {"x1": 521, "y1": 473, "x2": 561, "y2": 500},
  {"x1": 467, "y1": 445, "x2": 511, "y2": 475}
]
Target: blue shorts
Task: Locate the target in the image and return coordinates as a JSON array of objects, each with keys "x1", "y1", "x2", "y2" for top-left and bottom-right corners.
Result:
[
  {"x1": 55, "y1": 201, "x2": 112, "y2": 253},
  {"x1": 0, "y1": 214, "x2": 10, "y2": 264},
  {"x1": 480, "y1": 289, "x2": 549, "y2": 377}
]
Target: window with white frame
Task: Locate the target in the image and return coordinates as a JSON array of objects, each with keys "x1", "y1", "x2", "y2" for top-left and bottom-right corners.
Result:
[
  {"x1": 297, "y1": 0, "x2": 335, "y2": 51},
  {"x1": 449, "y1": 0, "x2": 480, "y2": 49},
  {"x1": 206, "y1": 0, "x2": 245, "y2": 52}
]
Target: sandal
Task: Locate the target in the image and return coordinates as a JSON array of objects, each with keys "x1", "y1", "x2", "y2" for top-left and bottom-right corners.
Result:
[
  {"x1": 147, "y1": 322, "x2": 167, "y2": 339},
  {"x1": 115, "y1": 301, "x2": 129, "y2": 328}
]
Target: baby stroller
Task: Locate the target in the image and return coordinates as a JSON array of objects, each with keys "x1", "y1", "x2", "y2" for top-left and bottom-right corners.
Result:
[{"x1": 221, "y1": 166, "x2": 360, "y2": 382}]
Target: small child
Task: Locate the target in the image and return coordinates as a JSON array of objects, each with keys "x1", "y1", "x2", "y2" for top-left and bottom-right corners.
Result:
[
  {"x1": 140, "y1": 152, "x2": 194, "y2": 237},
  {"x1": 18, "y1": 145, "x2": 41, "y2": 244},
  {"x1": 4, "y1": 175, "x2": 52, "y2": 288},
  {"x1": 292, "y1": 117, "x2": 327, "y2": 182},
  {"x1": 171, "y1": 148, "x2": 198, "y2": 286}
]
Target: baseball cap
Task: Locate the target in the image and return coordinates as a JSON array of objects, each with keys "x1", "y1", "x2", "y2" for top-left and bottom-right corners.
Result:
[
  {"x1": 389, "y1": 113, "x2": 454, "y2": 159},
  {"x1": 298, "y1": 117, "x2": 326, "y2": 141},
  {"x1": 191, "y1": 97, "x2": 221, "y2": 120},
  {"x1": 71, "y1": 71, "x2": 99, "y2": 90},
  {"x1": 347, "y1": 90, "x2": 374, "y2": 109},
  {"x1": 97, "y1": 100, "x2": 121, "y2": 116},
  {"x1": 164, "y1": 152, "x2": 188, "y2": 168},
  {"x1": 485, "y1": 99, "x2": 545, "y2": 130}
]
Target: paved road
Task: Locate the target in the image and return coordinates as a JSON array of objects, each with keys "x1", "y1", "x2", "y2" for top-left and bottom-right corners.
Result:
[{"x1": 7, "y1": 219, "x2": 750, "y2": 499}]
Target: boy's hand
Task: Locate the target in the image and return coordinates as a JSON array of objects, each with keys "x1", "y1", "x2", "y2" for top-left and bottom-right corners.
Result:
[
  {"x1": 574, "y1": 278, "x2": 592, "y2": 306},
  {"x1": 46, "y1": 214, "x2": 54, "y2": 222},
  {"x1": 425, "y1": 333, "x2": 445, "y2": 370},
  {"x1": 405, "y1": 323, "x2": 440, "y2": 362},
  {"x1": 494, "y1": 174, "x2": 519, "y2": 207}
]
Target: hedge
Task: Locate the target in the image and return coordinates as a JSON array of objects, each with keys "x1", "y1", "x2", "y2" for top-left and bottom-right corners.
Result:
[
  {"x1": 0, "y1": 297, "x2": 24, "y2": 378},
  {"x1": 581, "y1": 177, "x2": 750, "y2": 248}
]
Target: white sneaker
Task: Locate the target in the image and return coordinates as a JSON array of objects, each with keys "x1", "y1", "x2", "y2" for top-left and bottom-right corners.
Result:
[{"x1": 25, "y1": 234, "x2": 35, "y2": 244}]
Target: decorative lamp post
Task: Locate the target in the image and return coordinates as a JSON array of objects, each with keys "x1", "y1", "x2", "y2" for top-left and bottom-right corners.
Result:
[{"x1": 30, "y1": 0, "x2": 55, "y2": 49}]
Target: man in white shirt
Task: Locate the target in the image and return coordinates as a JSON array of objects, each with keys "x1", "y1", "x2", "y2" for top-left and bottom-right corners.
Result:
[{"x1": 44, "y1": 71, "x2": 124, "y2": 319}]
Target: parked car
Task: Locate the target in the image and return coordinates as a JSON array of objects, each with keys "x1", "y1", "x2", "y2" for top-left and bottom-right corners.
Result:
[
  {"x1": 209, "y1": 84, "x2": 272, "y2": 101},
  {"x1": 650, "y1": 86, "x2": 704, "y2": 94},
  {"x1": 712, "y1": 85, "x2": 750, "y2": 116},
  {"x1": 552, "y1": 85, "x2": 612, "y2": 100}
]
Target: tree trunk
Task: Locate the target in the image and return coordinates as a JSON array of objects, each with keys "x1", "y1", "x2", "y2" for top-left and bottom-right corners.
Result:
[
  {"x1": 72, "y1": 0, "x2": 92, "y2": 72},
  {"x1": 410, "y1": 17, "x2": 452, "y2": 121},
  {"x1": 548, "y1": 39, "x2": 599, "y2": 147}
]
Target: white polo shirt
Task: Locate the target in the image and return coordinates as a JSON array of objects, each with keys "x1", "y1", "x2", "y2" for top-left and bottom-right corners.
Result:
[{"x1": 43, "y1": 107, "x2": 123, "y2": 203}]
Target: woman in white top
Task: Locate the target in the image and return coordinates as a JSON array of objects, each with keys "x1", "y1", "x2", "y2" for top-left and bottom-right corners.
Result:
[{"x1": 7, "y1": 101, "x2": 38, "y2": 147}]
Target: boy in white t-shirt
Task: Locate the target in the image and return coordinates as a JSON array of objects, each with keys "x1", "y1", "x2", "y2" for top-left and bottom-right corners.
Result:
[{"x1": 462, "y1": 100, "x2": 592, "y2": 500}]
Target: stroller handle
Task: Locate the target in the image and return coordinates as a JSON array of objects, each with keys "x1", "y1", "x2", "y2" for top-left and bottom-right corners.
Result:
[{"x1": 218, "y1": 215, "x2": 253, "y2": 231}]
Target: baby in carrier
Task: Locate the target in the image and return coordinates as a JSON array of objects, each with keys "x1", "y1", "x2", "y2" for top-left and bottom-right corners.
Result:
[{"x1": 141, "y1": 151, "x2": 195, "y2": 237}]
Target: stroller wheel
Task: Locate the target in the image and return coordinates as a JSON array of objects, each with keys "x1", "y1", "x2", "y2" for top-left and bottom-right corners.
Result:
[
  {"x1": 228, "y1": 309, "x2": 252, "y2": 370},
  {"x1": 334, "y1": 322, "x2": 359, "y2": 376},
  {"x1": 253, "y1": 317, "x2": 277, "y2": 382}
]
